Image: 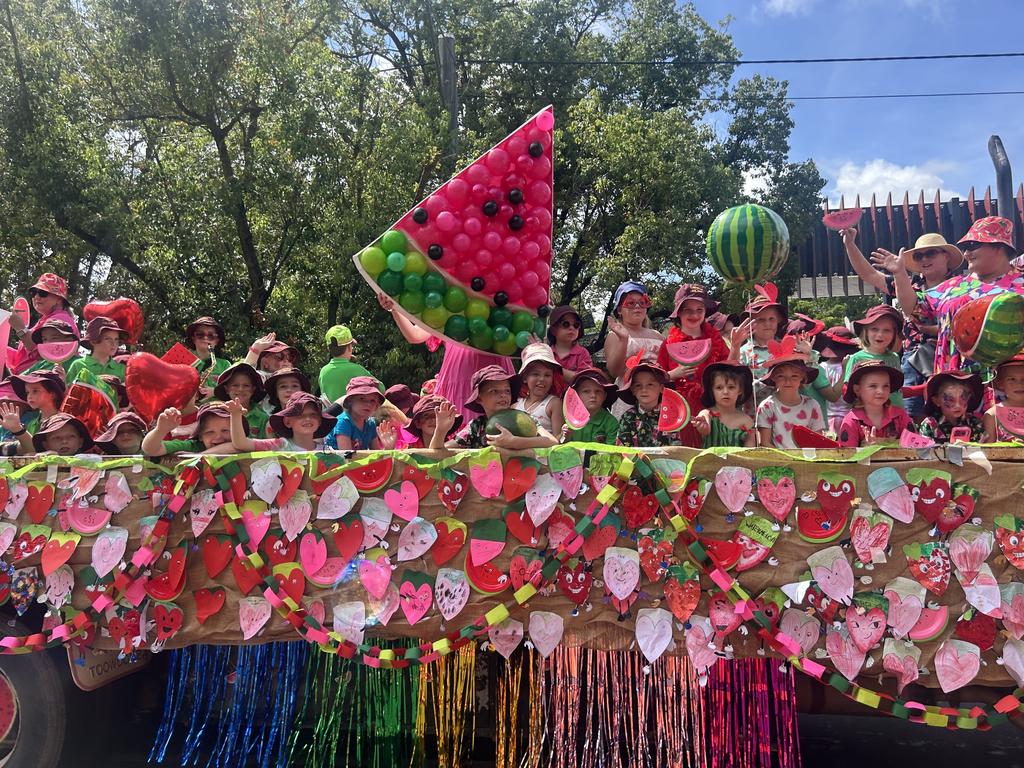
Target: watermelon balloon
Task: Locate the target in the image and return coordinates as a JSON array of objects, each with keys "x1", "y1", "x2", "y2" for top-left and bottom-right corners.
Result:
[
  {"x1": 951, "y1": 292, "x2": 1024, "y2": 367},
  {"x1": 353, "y1": 107, "x2": 555, "y2": 355},
  {"x1": 707, "y1": 204, "x2": 790, "y2": 285}
]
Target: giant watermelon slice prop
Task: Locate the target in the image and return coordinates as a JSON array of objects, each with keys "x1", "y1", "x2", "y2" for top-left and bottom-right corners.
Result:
[
  {"x1": 665, "y1": 338, "x2": 712, "y2": 366},
  {"x1": 354, "y1": 107, "x2": 555, "y2": 355},
  {"x1": 951, "y1": 292, "x2": 1024, "y2": 367}
]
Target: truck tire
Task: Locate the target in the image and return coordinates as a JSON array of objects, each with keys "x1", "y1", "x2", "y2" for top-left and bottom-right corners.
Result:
[{"x1": 0, "y1": 635, "x2": 67, "y2": 768}]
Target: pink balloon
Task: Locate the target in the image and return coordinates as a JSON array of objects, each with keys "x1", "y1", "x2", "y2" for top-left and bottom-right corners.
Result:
[
  {"x1": 485, "y1": 148, "x2": 510, "y2": 175},
  {"x1": 446, "y1": 178, "x2": 470, "y2": 205},
  {"x1": 452, "y1": 233, "x2": 471, "y2": 252},
  {"x1": 471, "y1": 183, "x2": 489, "y2": 204},
  {"x1": 483, "y1": 272, "x2": 500, "y2": 291},
  {"x1": 477, "y1": 249, "x2": 494, "y2": 268},
  {"x1": 505, "y1": 282, "x2": 524, "y2": 304},
  {"x1": 521, "y1": 241, "x2": 540, "y2": 260},
  {"x1": 532, "y1": 207, "x2": 552, "y2": 229},
  {"x1": 528, "y1": 181, "x2": 551, "y2": 204},
  {"x1": 455, "y1": 260, "x2": 476, "y2": 282},
  {"x1": 502, "y1": 236, "x2": 521, "y2": 256},
  {"x1": 424, "y1": 194, "x2": 447, "y2": 216},
  {"x1": 534, "y1": 261, "x2": 551, "y2": 282},
  {"x1": 416, "y1": 225, "x2": 439, "y2": 246},
  {"x1": 519, "y1": 270, "x2": 540, "y2": 290},
  {"x1": 534, "y1": 234, "x2": 552, "y2": 255},
  {"x1": 504, "y1": 172, "x2": 525, "y2": 190},
  {"x1": 466, "y1": 164, "x2": 489, "y2": 185},
  {"x1": 516, "y1": 155, "x2": 535, "y2": 175},
  {"x1": 506, "y1": 136, "x2": 527, "y2": 157},
  {"x1": 487, "y1": 186, "x2": 502, "y2": 201},
  {"x1": 529, "y1": 156, "x2": 551, "y2": 180},
  {"x1": 436, "y1": 211, "x2": 458, "y2": 233},
  {"x1": 463, "y1": 216, "x2": 483, "y2": 236},
  {"x1": 499, "y1": 204, "x2": 514, "y2": 219},
  {"x1": 498, "y1": 262, "x2": 517, "y2": 282},
  {"x1": 483, "y1": 231, "x2": 502, "y2": 251},
  {"x1": 527, "y1": 286, "x2": 549, "y2": 308},
  {"x1": 527, "y1": 128, "x2": 551, "y2": 149},
  {"x1": 535, "y1": 111, "x2": 554, "y2": 131}
]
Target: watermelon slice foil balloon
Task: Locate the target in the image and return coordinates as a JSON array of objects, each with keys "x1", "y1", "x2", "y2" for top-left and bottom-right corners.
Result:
[
  {"x1": 665, "y1": 339, "x2": 711, "y2": 366},
  {"x1": 658, "y1": 388, "x2": 690, "y2": 433},
  {"x1": 353, "y1": 107, "x2": 555, "y2": 356},
  {"x1": 822, "y1": 209, "x2": 863, "y2": 231},
  {"x1": 951, "y1": 292, "x2": 1024, "y2": 367}
]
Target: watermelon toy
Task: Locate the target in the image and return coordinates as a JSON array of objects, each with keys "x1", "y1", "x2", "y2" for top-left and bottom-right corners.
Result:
[
  {"x1": 37, "y1": 340, "x2": 79, "y2": 363},
  {"x1": 658, "y1": 388, "x2": 690, "y2": 433},
  {"x1": 822, "y1": 209, "x2": 863, "y2": 231},
  {"x1": 353, "y1": 107, "x2": 555, "y2": 355},
  {"x1": 951, "y1": 293, "x2": 1024, "y2": 367},
  {"x1": 562, "y1": 387, "x2": 591, "y2": 430},
  {"x1": 665, "y1": 338, "x2": 712, "y2": 366},
  {"x1": 486, "y1": 409, "x2": 539, "y2": 438},
  {"x1": 791, "y1": 425, "x2": 839, "y2": 449},
  {"x1": 996, "y1": 406, "x2": 1024, "y2": 439},
  {"x1": 707, "y1": 204, "x2": 790, "y2": 286}
]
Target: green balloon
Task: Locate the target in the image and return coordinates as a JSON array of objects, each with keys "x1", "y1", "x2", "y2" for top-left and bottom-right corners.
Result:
[
  {"x1": 403, "y1": 273, "x2": 423, "y2": 293},
  {"x1": 515, "y1": 330, "x2": 531, "y2": 349},
  {"x1": 468, "y1": 317, "x2": 488, "y2": 335},
  {"x1": 422, "y1": 306, "x2": 448, "y2": 329},
  {"x1": 443, "y1": 286, "x2": 468, "y2": 312},
  {"x1": 511, "y1": 311, "x2": 534, "y2": 333},
  {"x1": 493, "y1": 336, "x2": 518, "y2": 356},
  {"x1": 470, "y1": 327, "x2": 494, "y2": 350},
  {"x1": 399, "y1": 291, "x2": 425, "y2": 315},
  {"x1": 423, "y1": 272, "x2": 446, "y2": 294},
  {"x1": 533, "y1": 317, "x2": 547, "y2": 336},
  {"x1": 465, "y1": 299, "x2": 490, "y2": 321},
  {"x1": 386, "y1": 251, "x2": 407, "y2": 272},
  {"x1": 493, "y1": 325, "x2": 511, "y2": 342},
  {"x1": 380, "y1": 230, "x2": 408, "y2": 255},
  {"x1": 378, "y1": 270, "x2": 404, "y2": 296},
  {"x1": 404, "y1": 251, "x2": 427, "y2": 274},
  {"x1": 490, "y1": 308, "x2": 513, "y2": 330},
  {"x1": 445, "y1": 315, "x2": 470, "y2": 341},
  {"x1": 424, "y1": 291, "x2": 443, "y2": 309},
  {"x1": 360, "y1": 246, "x2": 387, "y2": 277}
]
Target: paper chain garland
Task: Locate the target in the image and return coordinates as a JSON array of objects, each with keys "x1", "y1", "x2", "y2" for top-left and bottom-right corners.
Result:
[{"x1": 2, "y1": 446, "x2": 1024, "y2": 731}]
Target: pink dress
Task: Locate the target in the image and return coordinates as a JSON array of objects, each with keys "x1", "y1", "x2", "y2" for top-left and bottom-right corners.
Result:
[
  {"x1": 434, "y1": 342, "x2": 515, "y2": 424},
  {"x1": 7, "y1": 307, "x2": 79, "y2": 375}
]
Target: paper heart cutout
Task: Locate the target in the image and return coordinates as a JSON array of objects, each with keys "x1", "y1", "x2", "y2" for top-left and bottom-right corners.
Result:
[
  {"x1": 684, "y1": 617, "x2": 719, "y2": 679},
  {"x1": 556, "y1": 561, "x2": 592, "y2": 605},
  {"x1": 332, "y1": 601, "x2": 366, "y2": 646},
  {"x1": 504, "y1": 505, "x2": 541, "y2": 547},
  {"x1": 503, "y1": 457, "x2": 538, "y2": 502},
  {"x1": 846, "y1": 607, "x2": 887, "y2": 653},
  {"x1": 635, "y1": 607, "x2": 674, "y2": 663},
  {"x1": 125, "y1": 352, "x2": 200, "y2": 424},
  {"x1": 437, "y1": 470, "x2": 468, "y2": 513},
  {"x1": 304, "y1": 598, "x2": 326, "y2": 626},
  {"x1": 715, "y1": 467, "x2": 752, "y2": 515},
  {"x1": 299, "y1": 531, "x2": 328, "y2": 576},
  {"x1": 884, "y1": 582, "x2": 924, "y2": 640},
  {"x1": 358, "y1": 497, "x2": 393, "y2": 550},
  {"x1": 0, "y1": 521, "x2": 16, "y2": 556},
  {"x1": 431, "y1": 518, "x2": 466, "y2": 567},
  {"x1": 273, "y1": 564, "x2": 306, "y2": 604},
  {"x1": 63, "y1": 466, "x2": 102, "y2": 501},
  {"x1": 949, "y1": 530, "x2": 993, "y2": 584},
  {"x1": 190, "y1": 489, "x2": 219, "y2": 538},
  {"x1": 41, "y1": 532, "x2": 79, "y2": 577},
  {"x1": 153, "y1": 603, "x2": 184, "y2": 642},
  {"x1": 552, "y1": 465, "x2": 584, "y2": 500},
  {"x1": 581, "y1": 516, "x2": 618, "y2": 561},
  {"x1": 263, "y1": 529, "x2": 299, "y2": 568},
  {"x1": 663, "y1": 573, "x2": 700, "y2": 624},
  {"x1": 434, "y1": 568, "x2": 470, "y2": 621},
  {"x1": 102, "y1": 472, "x2": 133, "y2": 514},
  {"x1": 193, "y1": 588, "x2": 226, "y2": 625},
  {"x1": 621, "y1": 485, "x2": 658, "y2": 529},
  {"x1": 826, "y1": 628, "x2": 866, "y2": 682},
  {"x1": 202, "y1": 535, "x2": 233, "y2": 579},
  {"x1": 882, "y1": 648, "x2": 919, "y2": 694},
  {"x1": 384, "y1": 481, "x2": 420, "y2": 522},
  {"x1": 25, "y1": 482, "x2": 54, "y2": 525},
  {"x1": 239, "y1": 596, "x2": 272, "y2": 640},
  {"x1": 850, "y1": 514, "x2": 891, "y2": 565},
  {"x1": 317, "y1": 475, "x2": 359, "y2": 520},
  {"x1": 545, "y1": 509, "x2": 575, "y2": 551},
  {"x1": 44, "y1": 565, "x2": 74, "y2": 607},
  {"x1": 397, "y1": 517, "x2": 438, "y2": 562},
  {"x1": 525, "y1": 473, "x2": 561, "y2": 527},
  {"x1": 959, "y1": 564, "x2": 1002, "y2": 617},
  {"x1": 368, "y1": 583, "x2": 401, "y2": 626},
  {"x1": 809, "y1": 548, "x2": 854, "y2": 605},
  {"x1": 249, "y1": 458, "x2": 283, "y2": 505},
  {"x1": 508, "y1": 553, "x2": 542, "y2": 591},
  {"x1": 469, "y1": 457, "x2": 503, "y2": 499},
  {"x1": 333, "y1": 514, "x2": 364, "y2": 564},
  {"x1": 1000, "y1": 587, "x2": 1024, "y2": 640},
  {"x1": 1001, "y1": 638, "x2": 1024, "y2": 687},
  {"x1": 399, "y1": 577, "x2": 433, "y2": 626},
  {"x1": 602, "y1": 547, "x2": 640, "y2": 600},
  {"x1": 279, "y1": 491, "x2": 312, "y2": 542},
  {"x1": 528, "y1": 611, "x2": 564, "y2": 658},
  {"x1": 4, "y1": 483, "x2": 28, "y2": 519},
  {"x1": 276, "y1": 461, "x2": 304, "y2": 506},
  {"x1": 358, "y1": 555, "x2": 393, "y2": 600},
  {"x1": 708, "y1": 592, "x2": 743, "y2": 638},
  {"x1": 905, "y1": 543, "x2": 951, "y2": 596},
  {"x1": 755, "y1": 471, "x2": 796, "y2": 522},
  {"x1": 91, "y1": 526, "x2": 129, "y2": 578},
  {"x1": 779, "y1": 608, "x2": 820, "y2": 655},
  {"x1": 488, "y1": 619, "x2": 524, "y2": 659},
  {"x1": 231, "y1": 557, "x2": 263, "y2": 596},
  {"x1": 935, "y1": 639, "x2": 980, "y2": 693},
  {"x1": 240, "y1": 503, "x2": 271, "y2": 548}
]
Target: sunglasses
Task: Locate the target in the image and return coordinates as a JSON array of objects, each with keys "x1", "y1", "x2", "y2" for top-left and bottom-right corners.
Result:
[
  {"x1": 910, "y1": 249, "x2": 943, "y2": 262},
  {"x1": 621, "y1": 300, "x2": 650, "y2": 311},
  {"x1": 960, "y1": 242, "x2": 984, "y2": 254},
  {"x1": 558, "y1": 319, "x2": 581, "y2": 329},
  {"x1": 29, "y1": 288, "x2": 51, "y2": 298},
  {"x1": 193, "y1": 332, "x2": 220, "y2": 341}
]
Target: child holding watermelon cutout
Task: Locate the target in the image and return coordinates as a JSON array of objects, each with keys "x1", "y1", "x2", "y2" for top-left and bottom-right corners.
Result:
[
  {"x1": 562, "y1": 368, "x2": 618, "y2": 443},
  {"x1": 755, "y1": 341, "x2": 827, "y2": 449},
  {"x1": 546, "y1": 306, "x2": 592, "y2": 386},
  {"x1": 655, "y1": 284, "x2": 728, "y2": 448},
  {"x1": 615, "y1": 361, "x2": 679, "y2": 447},
  {"x1": 693, "y1": 362, "x2": 755, "y2": 447},
  {"x1": 836, "y1": 361, "x2": 912, "y2": 447},
  {"x1": 983, "y1": 355, "x2": 1024, "y2": 443},
  {"x1": 6, "y1": 273, "x2": 79, "y2": 376}
]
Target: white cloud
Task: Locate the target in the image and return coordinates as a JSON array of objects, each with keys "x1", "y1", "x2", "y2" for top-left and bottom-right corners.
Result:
[
  {"x1": 762, "y1": 0, "x2": 817, "y2": 16},
  {"x1": 741, "y1": 168, "x2": 770, "y2": 198},
  {"x1": 825, "y1": 159, "x2": 963, "y2": 205}
]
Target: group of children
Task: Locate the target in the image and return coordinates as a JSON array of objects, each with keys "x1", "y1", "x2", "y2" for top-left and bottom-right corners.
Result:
[{"x1": 4, "y1": 268, "x2": 1024, "y2": 459}]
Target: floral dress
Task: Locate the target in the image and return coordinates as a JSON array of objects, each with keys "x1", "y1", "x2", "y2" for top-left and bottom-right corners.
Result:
[{"x1": 615, "y1": 407, "x2": 679, "y2": 448}]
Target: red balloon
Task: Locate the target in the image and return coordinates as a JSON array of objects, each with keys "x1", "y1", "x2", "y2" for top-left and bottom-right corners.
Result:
[
  {"x1": 125, "y1": 352, "x2": 199, "y2": 425},
  {"x1": 61, "y1": 382, "x2": 115, "y2": 439},
  {"x1": 82, "y1": 297, "x2": 145, "y2": 344}
]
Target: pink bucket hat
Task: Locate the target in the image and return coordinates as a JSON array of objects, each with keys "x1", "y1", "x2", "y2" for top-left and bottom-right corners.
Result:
[{"x1": 958, "y1": 216, "x2": 1016, "y2": 254}]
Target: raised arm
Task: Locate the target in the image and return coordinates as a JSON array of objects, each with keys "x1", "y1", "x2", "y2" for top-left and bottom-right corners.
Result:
[
  {"x1": 842, "y1": 228, "x2": 890, "y2": 294},
  {"x1": 226, "y1": 399, "x2": 257, "y2": 451},
  {"x1": 377, "y1": 292, "x2": 433, "y2": 345},
  {"x1": 603, "y1": 317, "x2": 630, "y2": 379},
  {"x1": 870, "y1": 247, "x2": 921, "y2": 318},
  {"x1": 141, "y1": 409, "x2": 181, "y2": 457}
]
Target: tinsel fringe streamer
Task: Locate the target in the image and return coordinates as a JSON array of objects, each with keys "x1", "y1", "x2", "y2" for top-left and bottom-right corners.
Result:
[{"x1": 426, "y1": 643, "x2": 477, "y2": 768}]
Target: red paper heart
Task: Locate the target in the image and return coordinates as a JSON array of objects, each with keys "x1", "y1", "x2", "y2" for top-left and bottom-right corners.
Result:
[
  {"x1": 82, "y1": 297, "x2": 144, "y2": 344},
  {"x1": 231, "y1": 556, "x2": 263, "y2": 596},
  {"x1": 638, "y1": 536, "x2": 673, "y2": 584},
  {"x1": 431, "y1": 520, "x2": 465, "y2": 567},
  {"x1": 202, "y1": 535, "x2": 233, "y2": 579},
  {"x1": 664, "y1": 577, "x2": 700, "y2": 623},
  {"x1": 401, "y1": 463, "x2": 435, "y2": 500},
  {"x1": 152, "y1": 603, "x2": 184, "y2": 641},
  {"x1": 125, "y1": 352, "x2": 200, "y2": 424},
  {"x1": 276, "y1": 464, "x2": 304, "y2": 506},
  {"x1": 0, "y1": 478, "x2": 8, "y2": 517},
  {"x1": 621, "y1": 486, "x2": 658, "y2": 528},
  {"x1": 262, "y1": 530, "x2": 297, "y2": 567},
  {"x1": 504, "y1": 505, "x2": 541, "y2": 546},
  {"x1": 556, "y1": 561, "x2": 592, "y2": 605},
  {"x1": 194, "y1": 588, "x2": 226, "y2": 625},
  {"x1": 333, "y1": 515, "x2": 364, "y2": 564},
  {"x1": 954, "y1": 612, "x2": 996, "y2": 651},
  {"x1": 503, "y1": 458, "x2": 538, "y2": 502},
  {"x1": 41, "y1": 536, "x2": 76, "y2": 576},
  {"x1": 582, "y1": 521, "x2": 618, "y2": 561},
  {"x1": 275, "y1": 566, "x2": 305, "y2": 604},
  {"x1": 25, "y1": 482, "x2": 54, "y2": 525},
  {"x1": 508, "y1": 554, "x2": 543, "y2": 590}
]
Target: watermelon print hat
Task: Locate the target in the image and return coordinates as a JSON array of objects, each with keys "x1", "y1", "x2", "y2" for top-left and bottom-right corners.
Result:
[
  {"x1": 700, "y1": 361, "x2": 753, "y2": 408},
  {"x1": 958, "y1": 216, "x2": 1016, "y2": 254},
  {"x1": 31, "y1": 273, "x2": 69, "y2": 301}
]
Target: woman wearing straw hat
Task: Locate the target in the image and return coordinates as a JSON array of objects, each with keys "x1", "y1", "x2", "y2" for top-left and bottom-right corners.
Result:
[{"x1": 843, "y1": 228, "x2": 963, "y2": 418}]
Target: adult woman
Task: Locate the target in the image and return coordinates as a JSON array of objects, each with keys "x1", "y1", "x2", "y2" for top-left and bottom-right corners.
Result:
[
  {"x1": 844, "y1": 228, "x2": 962, "y2": 417},
  {"x1": 184, "y1": 316, "x2": 231, "y2": 396},
  {"x1": 887, "y1": 217, "x2": 1023, "y2": 374},
  {"x1": 603, "y1": 282, "x2": 664, "y2": 415},
  {"x1": 6, "y1": 273, "x2": 79, "y2": 375}
]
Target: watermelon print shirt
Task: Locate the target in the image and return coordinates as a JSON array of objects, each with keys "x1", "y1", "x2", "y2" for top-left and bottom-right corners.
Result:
[
  {"x1": 916, "y1": 272, "x2": 1024, "y2": 373},
  {"x1": 615, "y1": 406, "x2": 679, "y2": 448},
  {"x1": 755, "y1": 394, "x2": 826, "y2": 449}
]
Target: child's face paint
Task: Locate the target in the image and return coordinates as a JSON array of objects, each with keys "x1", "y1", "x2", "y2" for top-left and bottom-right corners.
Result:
[
  {"x1": 524, "y1": 364, "x2": 554, "y2": 399},
  {"x1": 935, "y1": 384, "x2": 970, "y2": 420},
  {"x1": 24, "y1": 383, "x2": 57, "y2": 412},
  {"x1": 865, "y1": 318, "x2": 896, "y2": 353},
  {"x1": 478, "y1": 380, "x2": 512, "y2": 416},
  {"x1": 853, "y1": 372, "x2": 891, "y2": 408},
  {"x1": 711, "y1": 373, "x2": 741, "y2": 409},
  {"x1": 44, "y1": 423, "x2": 84, "y2": 456},
  {"x1": 198, "y1": 415, "x2": 231, "y2": 449},
  {"x1": 226, "y1": 374, "x2": 255, "y2": 406},
  {"x1": 285, "y1": 405, "x2": 322, "y2": 437},
  {"x1": 112, "y1": 425, "x2": 143, "y2": 455},
  {"x1": 630, "y1": 371, "x2": 663, "y2": 410},
  {"x1": 575, "y1": 379, "x2": 606, "y2": 414},
  {"x1": 275, "y1": 376, "x2": 303, "y2": 405}
]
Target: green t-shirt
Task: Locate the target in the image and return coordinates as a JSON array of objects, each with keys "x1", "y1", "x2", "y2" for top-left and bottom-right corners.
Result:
[
  {"x1": 568, "y1": 409, "x2": 619, "y2": 444},
  {"x1": 160, "y1": 439, "x2": 205, "y2": 454},
  {"x1": 66, "y1": 355, "x2": 126, "y2": 382},
  {"x1": 843, "y1": 350, "x2": 904, "y2": 407},
  {"x1": 800, "y1": 365, "x2": 832, "y2": 417},
  {"x1": 245, "y1": 406, "x2": 270, "y2": 439},
  {"x1": 23, "y1": 358, "x2": 60, "y2": 374},
  {"x1": 318, "y1": 358, "x2": 374, "y2": 402}
]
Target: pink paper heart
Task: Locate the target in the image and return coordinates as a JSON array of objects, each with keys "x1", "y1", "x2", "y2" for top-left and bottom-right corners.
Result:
[
  {"x1": 279, "y1": 493, "x2": 312, "y2": 542},
  {"x1": 884, "y1": 588, "x2": 923, "y2": 640},
  {"x1": 384, "y1": 481, "x2": 419, "y2": 522},
  {"x1": 779, "y1": 608, "x2": 820, "y2": 654},
  {"x1": 528, "y1": 611, "x2": 564, "y2": 658},
  {"x1": 846, "y1": 607, "x2": 887, "y2": 653},
  {"x1": 102, "y1": 472, "x2": 133, "y2": 513},
  {"x1": 882, "y1": 652, "x2": 919, "y2": 694},
  {"x1": 0, "y1": 522, "x2": 16, "y2": 556},
  {"x1": 525, "y1": 473, "x2": 562, "y2": 527},
  {"x1": 358, "y1": 555, "x2": 392, "y2": 600},
  {"x1": 397, "y1": 517, "x2": 438, "y2": 562},
  {"x1": 603, "y1": 548, "x2": 640, "y2": 600},
  {"x1": 635, "y1": 608, "x2": 674, "y2": 663},
  {"x1": 850, "y1": 515, "x2": 891, "y2": 565},
  {"x1": 949, "y1": 533, "x2": 992, "y2": 583},
  {"x1": 299, "y1": 532, "x2": 327, "y2": 576},
  {"x1": 4, "y1": 483, "x2": 27, "y2": 519},
  {"x1": 1001, "y1": 593, "x2": 1024, "y2": 640},
  {"x1": 91, "y1": 526, "x2": 129, "y2": 578},
  {"x1": 488, "y1": 619, "x2": 524, "y2": 659},
  {"x1": 332, "y1": 601, "x2": 366, "y2": 646},
  {"x1": 45, "y1": 565, "x2": 74, "y2": 607},
  {"x1": 239, "y1": 596, "x2": 272, "y2": 640},
  {"x1": 826, "y1": 628, "x2": 866, "y2": 681},
  {"x1": 684, "y1": 618, "x2": 719, "y2": 679},
  {"x1": 434, "y1": 568, "x2": 470, "y2": 621},
  {"x1": 961, "y1": 565, "x2": 1002, "y2": 617},
  {"x1": 190, "y1": 489, "x2": 219, "y2": 538},
  {"x1": 756, "y1": 475, "x2": 796, "y2": 522},
  {"x1": 811, "y1": 556, "x2": 854, "y2": 606},
  {"x1": 1001, "y1": 638, "x2": 1024, "y2": 687},
  {"x1": 249, "y1": 458, "x2": 283, "y2": 504},
  {"x1": 875, "y1": 485, "x2": 914, "y2": 524},
  {"x1": 552, "y1": 466, "x2": 584, "y2": 499},
  {"x1": 399, "y1": 582, "x2": 432, "y2": 625},
  {"x1": 241, "y1": 506, "x2": 270, "y2": 548},
  {"x1": 317, "y1": 475, "x2": 359, "y2": 520},
  {"x1": 304, "y1": 598, "x2": 326, "y2": 626},
  {"x1": 65, "y1": 466, "x2": 102, "y2": 501},
  {"x1": 934, "y1": 639, "x2": 980, "y2": 693},
  {"x1": 715, "y1": 467, "x2": 752, "y2": 515},
  {"x1": 469, "y1": 459, "x2": 503, "y2": 499}
]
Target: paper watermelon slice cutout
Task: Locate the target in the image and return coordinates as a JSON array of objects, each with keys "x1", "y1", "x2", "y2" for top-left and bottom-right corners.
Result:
[
  {"x1": 822, "y1": 209, "x2": 862, "y2": 231},
  {"x1": 562, "y1": 386, "x2": 590, "y2": 430},
  {"x1": 354, "y1": 107, "x2": 555, "y2": 355},
  {"x1": 665, "y1": 338, "x2": 712, "y2": 366}
]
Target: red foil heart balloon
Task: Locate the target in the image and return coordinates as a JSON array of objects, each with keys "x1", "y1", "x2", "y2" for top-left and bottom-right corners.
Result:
[
  {"x1": 83, "y1": 298, "x2": 145, "y2": 344},
  {"x1": 61, "y1": 383, "x2": 115, "y2": 438},
  {"x1": 125, "y1": 352, "x2": 199, "y2": 424}
]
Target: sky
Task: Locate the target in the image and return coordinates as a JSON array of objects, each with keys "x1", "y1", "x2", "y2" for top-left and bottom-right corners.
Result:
[{"x1": 690, "y1": 0, "x2": 1024, "y2": 206}]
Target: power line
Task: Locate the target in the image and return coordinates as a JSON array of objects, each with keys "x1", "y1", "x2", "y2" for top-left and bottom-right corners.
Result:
[
  {"x1": 735, "y1": 90, "x2": 1024, "y2": 102},
  {"x1": 462, "y1": 51, "x2": 1024, "y2": 67}
]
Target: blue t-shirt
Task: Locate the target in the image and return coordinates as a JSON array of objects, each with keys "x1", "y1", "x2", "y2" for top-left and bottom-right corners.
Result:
[{"x1": 326, "y1": 412, "x2": 378, "y2": 450}]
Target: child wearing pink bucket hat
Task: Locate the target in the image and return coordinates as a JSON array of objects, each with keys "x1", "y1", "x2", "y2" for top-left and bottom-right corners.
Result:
[{"x1": 514, "y1": 343, "x2": 564, "y2": 434}]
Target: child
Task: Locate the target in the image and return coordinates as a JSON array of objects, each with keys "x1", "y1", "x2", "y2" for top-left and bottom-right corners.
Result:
[
  {"x1": 29, "y1": 413, "x2": 95, "y2": 456},
  {"x1": 616, "y1": 361, "x2": 678, "y2": 447},
  {"x1": 318, "y1": 325, "x2": 374, "y2": 402},
  {"x1": 214, "y1": 363, "x2": 269, "y2": 437},
  {"x1": 11, "y1": 368, "x2": 65, "y2": 435},
  {"x1": 733, "y1": 283, "x2": 787, "y2": 372},
  {"x1": 265, "y1": 367, "x2": 311, "y2": 414},
  {"x1": 984, "y1": 355, "x2": 1024, "y2": 443},
  {"x1": 563, "y1": 368, "x2": 618, "y2": 443},
  {"x1": 94, "y1": 412, "x2": 147, "y2": 455},
  {"x1": 693, "y1": 361, "x2": 755, "y2": 447},
  {"x1": 844, "y1": 305, "x2": 905, "y2": 408},
  {"x1": 755, "y1": 341, "x2": 827, "y2": 449},
  {"x1": 6, "y1": 273, "x2": 79, "y2": 375},
  {"x1": 449, "y1": 366, "x2": 557, "y2": 449},
  {"x1": 515, "y1": 344, "x2": 564, "y2": 435},
  {"x1": 184, "y1": 316, "x2": 231, "y2": 393},
  {"x1": 655, "y1": 284, "x2": 728, "y2": 448},
  {"x1": 141, "y1": 401, "x2": 241, "y2": 456},
  {"x1": 229, "y1": 391, "x2": 335, "y2": 452},
  {"x1": 547, "y1": 306, "x2": 592, "y2": 385},
  {"x1": 918, "y1": 372, "x2": 984, "y2": 444},
  {"x1": 0, "y1": 382, "x2": 30, "y2": 442},
  {"x1": 66, "y1": 317, "x2": 127, "y2": 382},
  {"x1": 813, "y1": 326, "x2": 860, "y2": 435},
  {"x1": 326, "y1": 376, "x2": 395, "y2": 450},
  {"x1": 837, "y1": 361, "x2": 912, "y2": 447},
  {"x1": 243, "y1": 332, "x2": 300, "y2": 377},
  {"x1": 406, "y1": 396, "x2": 461, "y2": 449},
  {"x1": 24, "y1": 319, "x2": 79, "y2": 372}
]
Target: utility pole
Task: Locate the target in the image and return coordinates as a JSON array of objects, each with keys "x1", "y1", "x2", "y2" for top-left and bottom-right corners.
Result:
[{"x1": 436, "y1": 34, "x2": 459, "y2": 176}]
